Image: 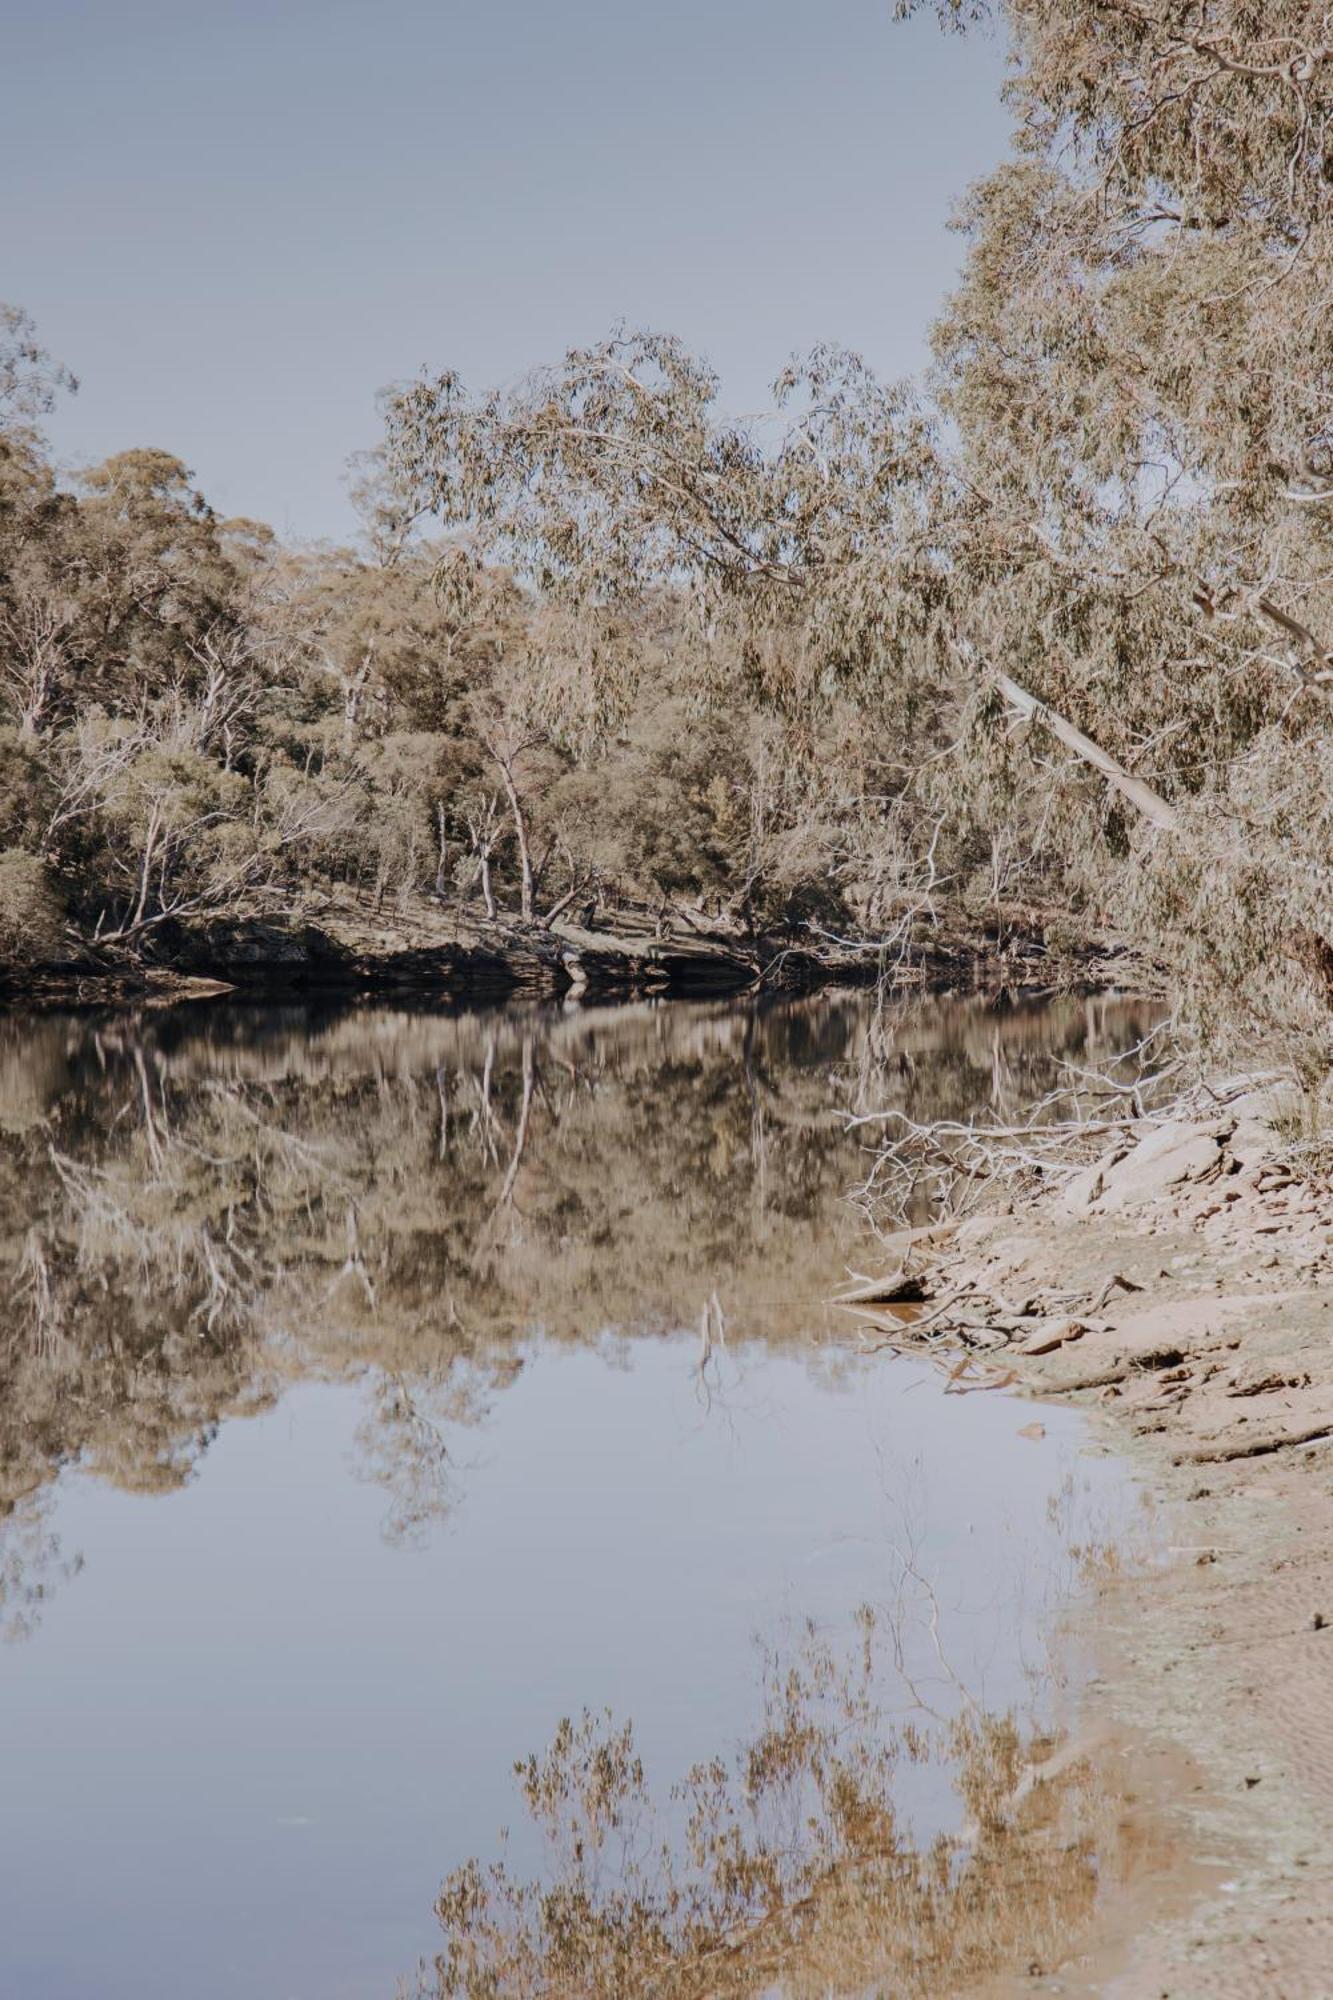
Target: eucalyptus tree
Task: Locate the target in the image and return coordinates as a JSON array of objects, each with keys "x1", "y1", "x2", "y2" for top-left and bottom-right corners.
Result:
[
  {"x1": 895, "y1": 0, "x2": 1333, "y2": 1041},
  {"x1": 0, "y1": 302, "x2": 76, "y2": 425},
  {"x1": 383, "y1": 5, "x2": 1333, "y2": 1040},
  {"x1": 379, "y1": 338, "x2": 995, "y2": 936},
  {"x1": 383, "y1": 335, "x2": 949, "y2": 728}
]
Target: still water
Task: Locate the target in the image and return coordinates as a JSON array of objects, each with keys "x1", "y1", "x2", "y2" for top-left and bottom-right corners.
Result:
[{"x1": 0, "y1": 993, "x2": 1152, "y2": 1999}]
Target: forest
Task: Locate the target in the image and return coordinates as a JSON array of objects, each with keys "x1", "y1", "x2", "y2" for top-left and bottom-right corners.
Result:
[
  {"x1": 8, "y1": 8, "x2": 1333, "y2": 1994},
  {"x1": 5, "y1": 0, "x2": 1333, "y2": 1059}
]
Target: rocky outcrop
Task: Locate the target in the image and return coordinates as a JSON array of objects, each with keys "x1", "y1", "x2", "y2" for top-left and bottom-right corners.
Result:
[{"x1": 839, "y1": 1080, "x2": 1333, "y2": 1464}]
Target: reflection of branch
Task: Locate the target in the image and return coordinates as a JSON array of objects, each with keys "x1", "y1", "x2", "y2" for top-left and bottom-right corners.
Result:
[
  {"x1": 435, "y1": 1064, "x2": 450, "y2": 1160},
  {"x1": 358, "y1": 1369, "x2": 455, "y2": 1546},
  {"x1": 470, "y1": 1037, "x2": 538, "y2": 1272},
  {"x1": 886, "y1": 1534, "x2": 981, "y2": 1727},
  {"x1": 14, "y1": 1229, "x2": 61, "y2": 1361},
  {"x1": 133, "y1": 1044, "x2": 166, "y2": 1175},
  {"x1": 199, "y1": 1082, "x2": 353, "y2": 1190},
  {"x1": 469, "y1": 1037, "x2": 501, "y2": 1164},
  {"x1": 693, "y1": 1291, "x2": 728, "y2": 1413},
  {"x1": 420, "y1": 1573, "x2": 1097, "y2": 2000},
  {"x1": 0, "y1": 1492, "x2": 84, "y2": 1645},
  {"x1": 496, "y1": 1038, "x2": 535, "y2": 1209}
]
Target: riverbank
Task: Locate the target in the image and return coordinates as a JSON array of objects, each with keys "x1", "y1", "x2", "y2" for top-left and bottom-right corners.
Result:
[
  {"x1": 862, "y1": 1083, "x2": 1333, "y2": 1994},
  {"x1": 2, "y1": 892, "x2": 1158, "y2": 1008}
]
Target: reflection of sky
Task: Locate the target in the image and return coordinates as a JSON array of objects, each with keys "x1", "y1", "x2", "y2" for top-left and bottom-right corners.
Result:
[
  {"x1": 0, "y1": 1340, "x2": 1129, "y2": 2000},
  {"x1": 5, "y1": 0, "x2": 1009, "y2": 542}
]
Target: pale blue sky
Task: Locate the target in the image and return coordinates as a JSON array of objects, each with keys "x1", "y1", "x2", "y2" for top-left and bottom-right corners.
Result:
[{"x1": 4, "y1": 1, "x2": 1009, "y2": 543}]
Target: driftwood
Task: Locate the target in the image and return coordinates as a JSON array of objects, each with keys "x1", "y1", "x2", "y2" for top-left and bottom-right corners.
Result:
[
  {"x1": 833, "y1": 1225, "x2": 957, "y2": 1304},
  {"x1": 1173, "y1": 1423, "x2": 1333, "y2": 1466},
  {"x1": 835, "y1": 1273, "x2": 931, "y2": 1305}
]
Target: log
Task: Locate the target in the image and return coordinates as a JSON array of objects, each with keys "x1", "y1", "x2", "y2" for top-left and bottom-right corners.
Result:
[{"x1": 1173, "y1": 1423, "x2": 1333, "y2": 1466}]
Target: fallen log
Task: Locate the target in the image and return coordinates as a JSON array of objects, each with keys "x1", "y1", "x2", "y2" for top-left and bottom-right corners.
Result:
[{"x1": 1173, "y1": 1424, "x2": 1333, "y2": 1466}]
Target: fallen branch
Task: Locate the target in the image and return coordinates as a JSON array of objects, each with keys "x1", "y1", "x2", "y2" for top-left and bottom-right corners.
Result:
[{"x1": 1173, "y1": 1424, "x2": 1333, "y2": 1466}]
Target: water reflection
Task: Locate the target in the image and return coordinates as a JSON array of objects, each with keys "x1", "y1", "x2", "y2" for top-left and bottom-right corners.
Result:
[
  {"x1": 0, "y1": 991, "x2": 1156, "y2": 1998},
  {"x1": 0, "y1": 991, "x2": 1154, "y2": 1570},
  {"x1": 416, "y1": 1608, "x2": 1119, "y2": 2000}
]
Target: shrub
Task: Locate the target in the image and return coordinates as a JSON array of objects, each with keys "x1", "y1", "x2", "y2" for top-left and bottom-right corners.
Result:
[{"x1": 0, "y1": 849, "x2": 67, "y2": 966}]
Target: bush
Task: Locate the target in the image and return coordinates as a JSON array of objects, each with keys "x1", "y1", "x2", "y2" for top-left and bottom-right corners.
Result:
[{"x1": 0, "y1": 849, "x2": 67, "y2": 966}]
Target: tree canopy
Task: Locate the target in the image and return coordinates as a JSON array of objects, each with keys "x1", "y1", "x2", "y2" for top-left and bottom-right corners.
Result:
[{"x1": 4, "y1": 3, "x2": 1333, "y2": 1048}]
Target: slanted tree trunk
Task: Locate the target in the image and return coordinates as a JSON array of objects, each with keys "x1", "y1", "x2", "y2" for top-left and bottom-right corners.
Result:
[
  {"x1": 992, "y1": 669, "x2": 1180, "y2": 833},
  {"x1": 494, "y1": 753, "x2": 534, "y2": 922}
]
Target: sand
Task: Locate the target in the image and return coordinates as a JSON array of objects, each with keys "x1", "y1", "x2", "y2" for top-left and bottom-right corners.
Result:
[{"x1": 868, "y1": 1085, "x2": 1333, "y2": 1996}]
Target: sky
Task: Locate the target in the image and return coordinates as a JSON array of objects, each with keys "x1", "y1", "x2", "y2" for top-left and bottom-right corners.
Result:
[{"x1": 4, "y1": 0, "x2": 1011, "y2": 545}]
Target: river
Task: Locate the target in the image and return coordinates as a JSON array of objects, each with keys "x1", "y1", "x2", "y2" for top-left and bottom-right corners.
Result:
[{"x1": 0, "y1": 991, "x2": 1156, "y2": 1998}]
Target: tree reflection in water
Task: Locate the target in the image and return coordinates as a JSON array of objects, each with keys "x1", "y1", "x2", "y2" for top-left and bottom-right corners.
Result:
[
  {"x1": 411, "y1": 1594, "x2": 1144, "y2": 2000},
  {"x1": 0, "y1": 992, "x2": 1155, "y2": 1622}
]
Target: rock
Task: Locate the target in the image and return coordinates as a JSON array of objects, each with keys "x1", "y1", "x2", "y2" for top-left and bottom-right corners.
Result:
[
  {"x1": 1228, "y1": 1118, "x2": 1277, "y2": 1170},
  {"x1": 1061, "y1": 1160, "x2": 1106, "y2": 1215},
  {"x1": 1098, "y1": 1123, "x2": 1224, "y2": 1212},
  {"x1": 1060, "y1": 1139, "x2": 1132, "y2": 1215},
  {"x1": 953, "y1": 1215, "x2": 996, "y2": 1250},
  {"x1": 1226, "y1": 1361, "x2": 1309, "y2": 1397},
  {"x1": 1015, "y1": 1317, "x2": 1087, "y2": 1356},
  {"x1": 1224, "y1": 1083, "x2": 1296, "y2": 1127}
]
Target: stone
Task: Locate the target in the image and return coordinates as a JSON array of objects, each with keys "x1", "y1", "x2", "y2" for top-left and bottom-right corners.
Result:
[
  {"x1": 1098, "y1": 1125, "x2": 1224, "y2": 1212},
  {"x1": 1015, "y1": 1318, "x2": 1087, "y2": 1356},
  {"x1": 1059, "y1": 1139, "x2": 1131, "y2": 1215}
]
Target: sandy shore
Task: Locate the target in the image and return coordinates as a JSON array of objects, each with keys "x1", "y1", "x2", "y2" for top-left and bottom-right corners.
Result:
[{"x1": 871, "y1": 1086, "x2": 1333, "y2": 1996}]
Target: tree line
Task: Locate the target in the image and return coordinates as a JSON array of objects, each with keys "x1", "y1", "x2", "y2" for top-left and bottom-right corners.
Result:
[
  {"x1": 0, "y1": 314, "x2": 1002, "y2": 980},
  {"x1": 5, "y1": 0, "x2": 1333, "y2": 1053}
]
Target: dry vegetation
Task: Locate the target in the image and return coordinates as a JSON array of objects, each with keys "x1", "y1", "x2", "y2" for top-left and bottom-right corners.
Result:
[
  {"x1": 8, "y1": 7, "x2": 1333, "y2": 1029},
  {"x1": 10, "y1": 7, "x2": 1333, "y2": 1978},
  {"x1": 0, "y1": 324, "x2": 1015, "y2": 993},
  {"x1": 381, "y1": 0, "x2": 1333, "y2": 1055}
]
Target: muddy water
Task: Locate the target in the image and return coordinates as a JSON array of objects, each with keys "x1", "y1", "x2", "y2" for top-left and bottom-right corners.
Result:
[{"x1": 0, "y1": 993, "x2": 1154, "y2": 1999}]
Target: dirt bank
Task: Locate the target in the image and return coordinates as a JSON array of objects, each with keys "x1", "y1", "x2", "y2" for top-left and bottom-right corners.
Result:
[
  {"x1": 856, "y1": 1086, "x2": 1333, "y2": 1996},
  {"x1": 2, "y1": 895, "x2": 1156, "y2": 1008}
]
